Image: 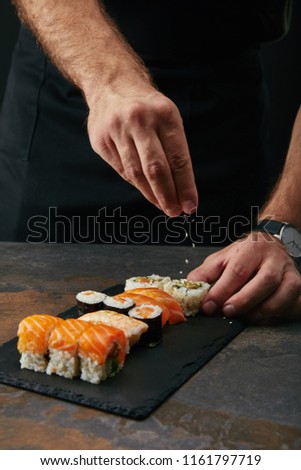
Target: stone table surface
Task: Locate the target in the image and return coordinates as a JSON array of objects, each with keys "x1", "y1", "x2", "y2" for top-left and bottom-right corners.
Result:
[{"x1": 0, "y1": 242, "x2": 300, "y2": 450}]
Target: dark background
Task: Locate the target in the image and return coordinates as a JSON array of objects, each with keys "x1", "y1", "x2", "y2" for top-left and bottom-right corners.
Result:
[{"x1": 1, "y1": 0, "x2": 300, "y2": 186}]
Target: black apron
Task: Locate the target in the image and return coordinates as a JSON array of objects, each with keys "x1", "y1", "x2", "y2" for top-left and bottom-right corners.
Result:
[{"x1": 0, "y1": 0, "x2": 292, "y2": 245}]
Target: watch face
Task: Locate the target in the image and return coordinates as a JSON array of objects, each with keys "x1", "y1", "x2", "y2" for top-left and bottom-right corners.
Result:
[{"x1": 281, "y1": 225, "x2": 301, "y2": 257}]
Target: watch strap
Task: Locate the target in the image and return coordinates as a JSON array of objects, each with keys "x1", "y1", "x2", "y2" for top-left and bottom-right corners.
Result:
[
  {"x1": 294, "y1": 257, "x2": 301, "y2": 274},
  {"x1": 255, "y1": 219, "x2": 286, "y2": 235}
]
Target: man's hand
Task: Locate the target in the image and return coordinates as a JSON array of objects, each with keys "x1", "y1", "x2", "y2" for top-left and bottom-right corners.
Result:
[
  {"x1": 187, "y1": 232, "x2": 301, "y2": 323},
  {"x1": 87, "y1": 87, "x2": 198, "y2": 217}
]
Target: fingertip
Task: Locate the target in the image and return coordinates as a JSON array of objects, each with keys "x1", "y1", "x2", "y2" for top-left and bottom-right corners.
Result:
[
  {"x1": 187, "y1": 267, "x2": 214, "y2": 284},
  {"x1": 165, "y1": 207, "x2": 182, "y2": 218},
  {"x1": 187, "y1": 269, "x2": 202, "y2": 281},
  {"x1": 202, "y1": 299, "x2": 218, "y2": 315},
  {"x1": 182, "y1": 200, "x2": 197, "y2": 215},
  {"x1": 223, "y1": 304, "x2": 236, "y2": 317}
]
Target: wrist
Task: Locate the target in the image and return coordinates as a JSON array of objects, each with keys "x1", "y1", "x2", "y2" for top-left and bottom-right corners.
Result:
[{"x1": 83, "y1": 67, "x2": 154, "y2": 110}]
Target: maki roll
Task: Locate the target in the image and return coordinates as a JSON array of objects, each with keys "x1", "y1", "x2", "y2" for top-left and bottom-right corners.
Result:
[
  {"x1": 17, "y1": 314, "x2": 64, "y2": 372},
  {"x1": 129, "y1": 304, "x2": 162, "y2": 347},
  {"x1": 79, "y1": 310, "x2": 148, "y2": 353},
  {"x1": 126, "y1": 287, "x2": 186, "y2": 325},
  {"x1": 163, "y1": 279, "x2": 211, "y2": 316},
  {"x1": 78, "y1": 323, "x2": 127, "y2": 384},
  {"x1": 103, "y1": 295, "x2": 135, "y2": 315},
  {"x1": 46, "y1": 319, "x2": 90, "y2": 379},
  {"x1": 76, "y1": 290, "x2": 106, "y2": 315},
  {"x1": 125, "y1": 274, "x2": 170, "y2": 291},
  {"x1": 115, "y1": 291, "x2": 170, "y2": 326}
]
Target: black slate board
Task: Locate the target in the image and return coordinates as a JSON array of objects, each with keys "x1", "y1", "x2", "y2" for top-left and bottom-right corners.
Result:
[{"x1": 0, "y1": 285, "x2": 246, "y2": 419}]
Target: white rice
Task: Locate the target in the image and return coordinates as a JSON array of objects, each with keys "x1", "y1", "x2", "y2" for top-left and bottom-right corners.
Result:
[
  {"x1": 76, "y1": 290, "x2": 106, "y2": 304},
  {"x1": 46, "y1": 349, "x2": 80, "y2": 379},
  {"x1": 20, "y1": 352, "x2": 47, "y2": 373},
  {"x1": 128, "y1": 304, "x2": 162, "y2": 319},
  {"x1": 163, "y1": 279, "x2": 211, "y2": 316},
  {"x1": 124, "y1": 274, "x2": 171, "y2": 291},
  {"x1": 80, "y1": 355, "x2": 123, "y2": 384},
  {"x1": 103, "y1": 296, "x2": 134, "y2": 309}
]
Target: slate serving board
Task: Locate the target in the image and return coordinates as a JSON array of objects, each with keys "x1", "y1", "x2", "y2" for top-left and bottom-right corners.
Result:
[{"x1": 0, "y1": 285, "x2": 245, "y2": 419}]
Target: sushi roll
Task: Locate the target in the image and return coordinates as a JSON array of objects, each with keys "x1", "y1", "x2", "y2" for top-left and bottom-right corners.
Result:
[
  {"x1": 79, "y1": 310, "x2": 148, "y2": 353},
  {"x1": 124, "y1": 274, "x2": 171, "y2": 291},
  {"x1": 114, "y1": 291, "x2": 170, "y2": 326},
  {"x1": 163, "y1": 279, "x2": 211, "y2": 316},
  {"x1": 102, "y1": 295, "x2": 135, "y2": 315},
  {"x1": 126, "y1": 287, "x2": 186, "y2": 325},
  {"x1": 79, "y1": 323, "x2": 126, "y2": 384},
  {"x1": 76, "y1": 290, "x2": 106, "y2": 315},
  {"x1": 129, "y1": 304, "x2": 162, "y2": 347},
  {"x1": 17, "y1": 314, "x2": 64, "y2": 372},
  {"x1": 46, "y1": 319, "x2": 90, "y2": 379}
]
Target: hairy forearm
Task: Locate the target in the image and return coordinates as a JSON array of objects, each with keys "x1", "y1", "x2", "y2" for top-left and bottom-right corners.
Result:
[
  {"x1": 12, "y1": 0, "x2": 153, "y2": 105},
  {"x1": 260, "y1": 105, "x2": 301, "y2": 227}
]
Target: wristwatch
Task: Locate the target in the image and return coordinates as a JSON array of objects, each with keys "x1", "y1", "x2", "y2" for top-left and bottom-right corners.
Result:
[{"x1": 255, "y1": 219, "x2": 301, "y2": 270}]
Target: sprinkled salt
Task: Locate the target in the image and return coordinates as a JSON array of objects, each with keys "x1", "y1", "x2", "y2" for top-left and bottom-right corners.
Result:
[{"x1": 185, "y1": 259, "x2": 189, "y2": 264}]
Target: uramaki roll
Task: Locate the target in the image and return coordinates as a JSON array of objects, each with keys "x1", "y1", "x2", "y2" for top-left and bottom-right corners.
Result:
[
  {"x1": 17, "y1": 314, "x2": 64, "y2": 372},
  {"x1": 78, "y1": 323, "x2": 127, "y2": 384}
]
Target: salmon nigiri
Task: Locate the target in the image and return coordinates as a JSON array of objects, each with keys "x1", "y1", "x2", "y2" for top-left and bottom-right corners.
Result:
[
  {"x1": 17, "y1": 314, "x2": 64, "y2": 372},
  {"x1": 79, "y1": 309, "x2": 148, "y2": 353},
  {"x1": 125, "y1": 288, "x2": 186, "y2": 325},
  {"x1": 46, "y1": 318, "x2": 91, "y2": 379},
  {"x1": 78, "y1": 323, "x2": 126, "y2": 384}
]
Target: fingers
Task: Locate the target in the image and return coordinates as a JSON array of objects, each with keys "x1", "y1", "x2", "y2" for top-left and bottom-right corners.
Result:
[
  {"x1": 91, "y1": 133, "x2": 160, "y2": 208},
  {"x1": 201, "y1": 251, "x2": 261, "y2": 315},
  {"x1": 129, "y1": 97, "x2": 198, "y2": 216},
  {"x1": 221, "y1": 262, "x2": 282, "y2": 316},
  {"x1": 187, "y1": 232, "x2": 301, "y2": 323},
  {"x1": 158, "y1": 119, "x2": 198, "y2": 215},
  {"x1": 188, "y1": 239, "x2": 262, "y2": 315},
  {"x1": 187, "y1": 252, "x2": 227, "y2": 284},
  {"x1": 111, "y1": 136, "x2": 161, "y2": 208},
  {"x1": 246, "y1": 270, "x2": 301, "y2": 323},
  {"x1": 134, "y1": 130, "x2": 182, "y2": 217}
]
